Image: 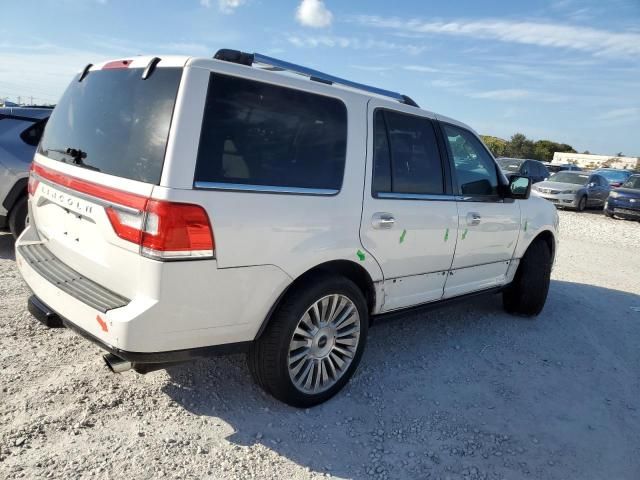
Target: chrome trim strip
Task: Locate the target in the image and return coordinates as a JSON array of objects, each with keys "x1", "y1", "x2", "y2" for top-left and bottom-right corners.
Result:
[
  {"x1": 35, "y1": 176, "x2": 142, "y2": 214},
  {"x1": 376, "y1": 192, "x2": 456, "y2": 201},
  {"x1": 193, "y1": 181, "x2": 339, "y2": 196}
]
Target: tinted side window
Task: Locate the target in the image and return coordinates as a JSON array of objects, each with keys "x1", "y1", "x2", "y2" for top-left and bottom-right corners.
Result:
[
  {"x1": 372, "y1": 110, "x2": 444, "y2": 195},
  {"x1": 372, "y1": 110, "x2": 392, "y2": 192},
  {"x1": 20, "y1": 118, "x2": 48, "y2": 146},
  {"x1": 195, "y1": 74, "x2": 347, "y2": 191},
  {"x1": 443, "y1": 124, "x2": 498, "y2": 196}
]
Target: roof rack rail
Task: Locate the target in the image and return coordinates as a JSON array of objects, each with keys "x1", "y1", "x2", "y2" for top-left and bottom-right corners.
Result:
[{"x1": 213, "y1": 49, "x2": 419, "y2": 108}]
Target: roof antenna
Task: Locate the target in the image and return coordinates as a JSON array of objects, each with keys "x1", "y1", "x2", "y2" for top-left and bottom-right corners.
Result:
[
  {"x1": 142, "y1": 57, "x2": 161, "y2": 80},
  {"x1": 78, "y1": 64, "x2": 93, "y2": 82}
]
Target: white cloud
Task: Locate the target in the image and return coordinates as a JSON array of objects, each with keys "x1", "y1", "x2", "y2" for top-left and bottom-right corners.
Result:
[
  {"x1": 354, "y1": 16, "x2": 640, "y2": 58},
  {"x1": 286, "y1": 35, "x2": 425, "y2": 54},
  {"x1": 403, "y1": 65, "x2": 440, "y2": 73},
  {"x1": 597, "y1": 107, "x2": 639, "y2": 120},
  {"x1": 201, "y1": 0, "x2": 246, "y2": 14},
  {"x1": 296, "y1": 0, "x2": 333, "y2": 28},
  {"x1": 467, "y1": 89, "x2": 532, "y2": 100}
]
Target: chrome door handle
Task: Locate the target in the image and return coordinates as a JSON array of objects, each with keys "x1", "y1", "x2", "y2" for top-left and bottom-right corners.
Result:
[
  {"x1": 372, "y1": 212, "x2": 395, "y2": 229},
  {"x1": 467, "y1": 212, "x2": 481, "y2": 226}
]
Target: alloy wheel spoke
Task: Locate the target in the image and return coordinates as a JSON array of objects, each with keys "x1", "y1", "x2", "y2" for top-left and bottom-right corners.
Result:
[{"x1": 288, "y1": 294, "x2": 361, "y2": 393}]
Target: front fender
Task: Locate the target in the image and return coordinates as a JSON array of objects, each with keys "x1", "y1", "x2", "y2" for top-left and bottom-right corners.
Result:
[{"x1": 514, "y1": 195, "x2": 558, "y2": 262}]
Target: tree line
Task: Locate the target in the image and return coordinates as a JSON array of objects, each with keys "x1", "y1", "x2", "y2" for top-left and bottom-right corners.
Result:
[{"x1": 480, "y1": 133, "x2": 576, "y2": 161}]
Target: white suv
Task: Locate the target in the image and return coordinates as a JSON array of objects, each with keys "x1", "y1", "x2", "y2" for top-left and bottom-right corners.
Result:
[{"x1": 16, "y1": 50, "x2": 558, "y2": 407}]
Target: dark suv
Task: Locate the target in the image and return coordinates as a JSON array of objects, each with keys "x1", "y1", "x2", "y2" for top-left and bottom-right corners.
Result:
[
  {"x1": 497, "y1": 158, "x2": 550, "y2": 184},
  {"x1": 0, "y1": 106, "x2": 52, "y2": 237}
]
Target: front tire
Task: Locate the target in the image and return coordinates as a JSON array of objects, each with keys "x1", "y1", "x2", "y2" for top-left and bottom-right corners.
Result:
[
  {"x1": 248, "y1": 273, "x2": 368, "y2": 407},
  {"x1": 576, "y1": 195, "x2": 587, "y2": 212},
  {"x1": 503, "y1": 240, "x2": 552, "y2": 316},
  {"x1": 8, "y1": 196, "x2": 28, "y2": 239}
]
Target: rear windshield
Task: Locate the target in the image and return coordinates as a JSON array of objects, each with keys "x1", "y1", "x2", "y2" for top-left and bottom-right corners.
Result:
[
  {"x1": 38, "y1": 67, "x2": 182, "y2": 184},
  {"x1": 596, "y1": 170, "x2": 629, "y2": 182},
  {"x1": 622, "y1": 176, "x2": 640, "y2": 189},
  {"x1": 194, "y1": 73, "x2": 347, "y2": 192},
  {"x1": 549, "y1": 172, "x2": 589, "y2": 185},
  {"x1": 497, "y1": 158, "x2": 524, "y2": 172}
]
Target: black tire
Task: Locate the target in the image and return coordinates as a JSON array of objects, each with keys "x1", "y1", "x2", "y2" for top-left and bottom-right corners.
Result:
[
  {"x1": 503, "y1": 240, "x2": 552, "y2": 317},
  {"x1": 576, "y1": 195, "x2": 587, "y2": 212},
  {"x1": 8, "y1": 196, "x2": 28, "y2": 239},
  {"x1": 604, "y1": 209, "x2": 614, "y2": 218},
  {"x1": 248, "y1": 273, "x2": 369, "y2": 407}
]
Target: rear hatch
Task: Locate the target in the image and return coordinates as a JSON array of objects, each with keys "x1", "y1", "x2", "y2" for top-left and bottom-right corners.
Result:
[{"x1": 28, "y1": 57, "x2": 210, "y2": 301}]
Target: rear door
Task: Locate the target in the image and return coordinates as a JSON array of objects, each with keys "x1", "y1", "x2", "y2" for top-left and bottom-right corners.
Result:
[
  {"x1": 360, "y1": 103, "x2": 458, "y2": 312},
  {"x1": 439, "y1": 122, "x2": 521, "y2": 298}
]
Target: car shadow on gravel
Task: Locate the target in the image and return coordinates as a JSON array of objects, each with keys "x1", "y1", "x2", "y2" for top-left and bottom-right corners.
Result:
[
  {"x1": 0, "y1": 231, "x2": 15, "y2": 260},
  {"x1": 161, "y1": 281, "x2": 640, "y2": 479}
]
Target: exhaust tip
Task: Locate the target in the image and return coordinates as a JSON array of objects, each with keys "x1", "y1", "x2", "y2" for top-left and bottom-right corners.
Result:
[{"x1": 103, "y1": 353, "x2": 132, "y2": 373}]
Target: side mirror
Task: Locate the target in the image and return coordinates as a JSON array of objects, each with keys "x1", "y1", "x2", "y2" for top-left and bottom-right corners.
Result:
[
  {"x1": 508, "y1": 175, "x2": 531, "y2": 199},
  {"x1": 588, "y1": 182, "x2": 596, "y2": 188}
]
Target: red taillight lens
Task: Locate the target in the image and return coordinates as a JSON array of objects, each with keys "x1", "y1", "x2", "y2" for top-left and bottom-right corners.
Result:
[
  {"x1": 28, "y1": 163, "x2": 40, "y2": 196},
  {"x1": 140, "y1": 200, "x2": 215, "y2": 259}
]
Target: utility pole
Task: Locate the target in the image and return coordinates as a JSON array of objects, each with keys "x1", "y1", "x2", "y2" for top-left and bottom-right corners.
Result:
[{"x1": 18, "y1": 96, "x2": 21, "y2": 105}]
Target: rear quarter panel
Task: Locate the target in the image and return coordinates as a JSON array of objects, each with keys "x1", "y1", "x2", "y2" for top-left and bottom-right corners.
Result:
[{"x1": 160, "y1": 62, "x2": 384, "y2": 286}]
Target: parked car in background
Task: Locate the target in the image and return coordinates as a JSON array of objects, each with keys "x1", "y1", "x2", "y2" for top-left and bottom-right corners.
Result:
[
  {"x1": 547, "y1": 163, "x2": 581, "y2": 174},
  {"x1": 593, "y1": 168, "x2": 632, "y2": 188},
  {"x1": 496, "y1": 157, "x2": 550, "y2": 184},
  {"x1": 533, "y1": 171, "x2": 610, "y2": 211},
  {"x1": 0, "y1": 106, "x2": 52, "y2": 237},
  {"x1": 604, "y1": 174, "x2": 640, "y2": 220},
  {"x1": 16, "y1": 50, "x2": 558, "y2": 407}
]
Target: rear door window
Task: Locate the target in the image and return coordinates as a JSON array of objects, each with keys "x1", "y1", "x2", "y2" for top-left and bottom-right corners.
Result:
[
  {"x1": 38, "y1": 67, "x2": 182, "y2": 184},
  {"x1": 372, "y1": 109, "x2": 444, "y2": 195},
  {"x1": 442, "y1": 123, "x2": 499, "y2": 196},
  {"x1": 194, "y1": 73, "x2": 347, "y2": 192}
]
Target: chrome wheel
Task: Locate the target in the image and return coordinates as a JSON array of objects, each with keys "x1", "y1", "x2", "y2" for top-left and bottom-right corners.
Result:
[{"x1": 288, "y1": 294, "x2": 361, "y2": 394}]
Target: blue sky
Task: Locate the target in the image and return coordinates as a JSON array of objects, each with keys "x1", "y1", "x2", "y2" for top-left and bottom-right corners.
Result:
[{"x1": 1, "y1": 0, "x2": 638, "y2": 156}]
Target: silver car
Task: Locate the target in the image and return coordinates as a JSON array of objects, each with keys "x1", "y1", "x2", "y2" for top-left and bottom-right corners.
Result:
[
  {"x1": 533, "y1": 171, "x2": 611, "y2": 211},
  {"x1": 0, "y1": 107, "x2": 52, "y2": 237}
]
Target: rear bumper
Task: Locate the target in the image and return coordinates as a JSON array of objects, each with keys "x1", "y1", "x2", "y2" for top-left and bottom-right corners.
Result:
[
  {"x1": 28, "y1": 294, "x2": 251, "y2": 364},
  {"x1": 16, "y1": 225, "x2": 292, "y2": 353}
]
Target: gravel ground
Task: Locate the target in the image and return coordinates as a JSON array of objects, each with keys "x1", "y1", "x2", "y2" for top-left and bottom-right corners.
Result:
[{"x1": 1, "y1": 210, "x2": 639, "y2": 480}]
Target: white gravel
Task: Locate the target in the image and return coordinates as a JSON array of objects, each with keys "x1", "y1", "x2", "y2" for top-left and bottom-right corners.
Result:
[{"x1": 1, "y1": 210, "x2": 639, "y2": 480}]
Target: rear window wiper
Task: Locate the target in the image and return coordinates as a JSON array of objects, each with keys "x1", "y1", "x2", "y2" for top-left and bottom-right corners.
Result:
[
  {"x1": 46, "y1": 147, "x2": 101, "y2": 172},
  {"x1": 65, "y1": 147, "x2": 101, "y2": 172}
]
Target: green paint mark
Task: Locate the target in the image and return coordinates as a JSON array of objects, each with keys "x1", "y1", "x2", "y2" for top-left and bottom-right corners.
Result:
[
  {"x1": 444, "y1": 228, "x2": 449, "y2": 242},
  {"x1": 399, "y1": 229, "x2": 407, "y2": 244},
  {"x1": 524, "y1": 220, "x2": 528, "y2": 232},
  {"x1": 356, "y1": 249, "x2": 366, "y2": 261},
  {"x1": 462, "y1": 228, "x2": 468, "y2": 240}
]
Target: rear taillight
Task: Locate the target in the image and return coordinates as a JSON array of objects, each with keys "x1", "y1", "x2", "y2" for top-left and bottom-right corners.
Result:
[
  {"x1": 28, "y1": 163, "x2": 40, "y2": 196},
  {"x1": 107, "y1": 201, "x2": 215, "y2": 260},
  {"x1": 141, "y1": 201, "x2": 215, "y2": 260},
  {"x1": 32, "y1": 163, "x2": 215, "y2": 261}
]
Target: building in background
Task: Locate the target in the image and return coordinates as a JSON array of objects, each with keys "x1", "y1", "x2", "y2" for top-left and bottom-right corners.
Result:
[{"x1": 552, "y1": 152, "x2": 639, "y2": 171}]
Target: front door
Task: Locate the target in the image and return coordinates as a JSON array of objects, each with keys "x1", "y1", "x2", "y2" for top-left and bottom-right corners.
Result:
[
  {"x1": 360, "y1": 103, "x2": 458, "y2": 312},
  {"x1": 438, "y1": 122, "x2": 521, "y2": 298}
]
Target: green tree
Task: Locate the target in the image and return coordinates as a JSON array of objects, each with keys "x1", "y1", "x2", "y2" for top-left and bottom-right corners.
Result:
[
  {"x1": 506, "y1": 133, "x2": 535, "y2": 159},
  {"x1": 480, "y1": 135, "x2": 508, "y2": 157}
]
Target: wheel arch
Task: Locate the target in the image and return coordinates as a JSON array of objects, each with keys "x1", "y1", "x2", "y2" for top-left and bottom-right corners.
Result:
[
  {"x1": 254, "y1": 259, "x2": 377, "y2": 340},
  {"x1": 2, "y1": 177, "x2": 28, "y2": 212},
  {"x1": 529, "y1": 229, "x2": 556, "y2": 264}
]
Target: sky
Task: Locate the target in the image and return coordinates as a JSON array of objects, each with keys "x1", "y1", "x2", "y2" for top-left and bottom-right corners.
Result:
[{"x1": 1, "y1": 0, "x2": 639, "y2": 156}]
